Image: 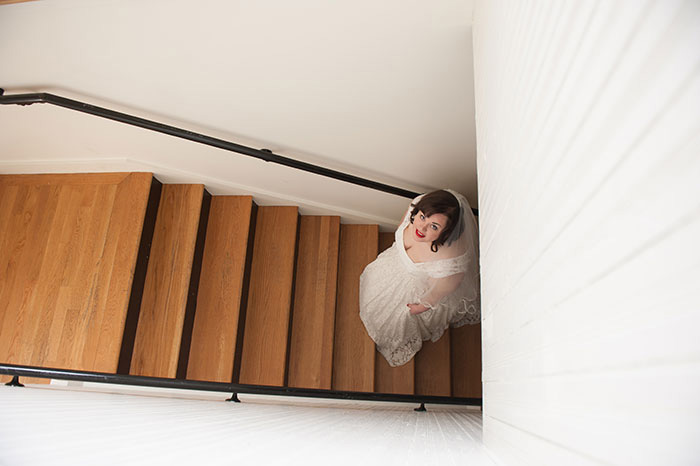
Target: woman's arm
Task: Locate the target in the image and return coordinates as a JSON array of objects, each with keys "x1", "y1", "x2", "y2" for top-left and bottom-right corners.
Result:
[{"x1": 407, "y1": 272, "x2": 465, "y2": 315}]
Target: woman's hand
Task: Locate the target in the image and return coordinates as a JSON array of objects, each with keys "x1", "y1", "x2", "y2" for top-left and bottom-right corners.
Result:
[{"x1": 407, "y1": 303, "x2": 429, "y2": 315}]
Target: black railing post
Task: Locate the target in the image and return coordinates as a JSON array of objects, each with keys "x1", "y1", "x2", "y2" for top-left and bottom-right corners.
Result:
[{"x1": 5, "y1": 376, "x2": 24, "y2": 387}]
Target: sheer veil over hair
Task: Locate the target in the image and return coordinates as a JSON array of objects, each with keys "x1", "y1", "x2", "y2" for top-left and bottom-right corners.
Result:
[
  {"x1": 411, "y1": 189, "x2": 480, "y2": 311},
  {"x1": 444, "y1": 189, "x2": 469, "y2": 247},
  {"x1": 359, "y1": 189, "x2": 481, "y2": 367}
]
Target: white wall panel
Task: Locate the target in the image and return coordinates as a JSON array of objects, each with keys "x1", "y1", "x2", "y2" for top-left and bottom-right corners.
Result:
[
  {"x1": 0, "y1": 0, "x2": 479, "y2": 207},
  {"x1": 474, "y1": 0, "x2": 700, "y2": 464}
]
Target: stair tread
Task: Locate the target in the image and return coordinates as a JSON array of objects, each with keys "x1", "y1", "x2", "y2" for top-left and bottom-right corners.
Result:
[
  {"x1": 288, "y1": 216, "x2": 340, "y2": 389},
  {"x1": 375, "y1": 353, "x2": 415, "y2": 394},
  {"x1": 0, "y1": 172, "x2": 152, "y2": 373},
  {"x1": 130, "y1": 184, "x2": 205, "y2": 378},
  {"x1": 450, "y1": 323, "x2": 482, "y2": 398},
  {"x1": 415, "y1": 331, "x2": 452, "y2": 396},
  {"x1": 186, "y1": 196, "x2": 255, "y2": 383},
  {"x1": 238, "y1": 206, "x2": 298, "y2": 386},
  {"x1": 332, "y1": 224, "x2": 378, "y2": 392}
]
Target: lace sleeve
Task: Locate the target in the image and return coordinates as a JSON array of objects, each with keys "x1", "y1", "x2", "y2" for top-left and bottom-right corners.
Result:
[{"x1": 418, "y1": 273, "x2": 466, "y2": 309}]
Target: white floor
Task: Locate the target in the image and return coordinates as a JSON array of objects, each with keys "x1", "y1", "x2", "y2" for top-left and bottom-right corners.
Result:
[{"x1": 0, "y1": 382, "x2": 499, "y2": 466}]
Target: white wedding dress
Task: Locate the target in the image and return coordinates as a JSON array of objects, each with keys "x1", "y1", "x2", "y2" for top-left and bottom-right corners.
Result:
[{"x1": 359, "y1": 191, "x2": 480, "y2": 367}]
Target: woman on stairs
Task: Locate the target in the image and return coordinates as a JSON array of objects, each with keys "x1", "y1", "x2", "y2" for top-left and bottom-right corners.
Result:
[{"x1": 359, "y1": 189, "x2": 480, "y2": 367}]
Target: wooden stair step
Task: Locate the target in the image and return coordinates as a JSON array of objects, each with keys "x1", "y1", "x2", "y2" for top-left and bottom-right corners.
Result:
[
  {"x1": 377, "y1": 231, "x2": 394, "y2": 252},
  {"x1": 287, "y1": 216, "x2": 340, "y2": 389},
  {"x1": 415, "y1": 331, "x2": 452, "y2": 396},
  {"x1": 375, "y1": 353, "x2": 415, "y2": 394},
  {"x1": 129, "y1": 184, "x2": 210, "y2": 378},
  {"x1": 450, "y1": 323, "x2": 482, "y2": 397},
  {"x1": 0, "y1": 173, "x2": 154, "y2": 379},
  {"x1": 238, "y1": 206, "x2": 299, "y2": 386},
  {"x1": 373, "y1": 231, "x2": 415, "y2": 394},
  {"x1": 186, "y1": 196, "x2": 256, "y2": 383},
  {"x1": 332, "y1": 224, "x2": 378, "y2": 392}
]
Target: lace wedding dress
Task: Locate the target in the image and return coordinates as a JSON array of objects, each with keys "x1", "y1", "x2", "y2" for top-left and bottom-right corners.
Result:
[{"x1": 359, "y1": 190, "x2": 480, "y2": 367}]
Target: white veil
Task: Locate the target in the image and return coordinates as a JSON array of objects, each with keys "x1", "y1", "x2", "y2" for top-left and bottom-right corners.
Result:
[
  {"x1": 416, "y1": 189, "x2": 480, "y2": 317},
  {"x1": 444, "y1": 188, "x2": 479, "y2": 260}
]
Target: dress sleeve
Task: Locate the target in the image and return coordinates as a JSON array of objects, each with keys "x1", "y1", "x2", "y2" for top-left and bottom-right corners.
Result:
[
  {"x1": 417, "y1": 253, "x2": 471, "y2": 308},
  {"x1": 419, "y1": 273, "x2": 465, "y2": 309}
]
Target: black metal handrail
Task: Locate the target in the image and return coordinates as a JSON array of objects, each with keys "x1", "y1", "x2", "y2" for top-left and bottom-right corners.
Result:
[
  {"x1": 0, "y1": 363, "x2": 481, "y2": 407},
  {"x1": 0, "y1": 90, "x2": 417, "y2": 196},
  {"x1": 0, "y1": 89, "x2": 479, "y2": 215}
]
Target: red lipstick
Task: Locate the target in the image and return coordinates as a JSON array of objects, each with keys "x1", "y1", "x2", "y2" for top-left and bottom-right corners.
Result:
[{"x1": 415, "y1": 228, "x2": 425, "y2": 238}]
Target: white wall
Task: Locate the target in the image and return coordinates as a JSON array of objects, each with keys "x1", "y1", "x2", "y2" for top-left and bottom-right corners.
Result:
[
  {"x1": 0, "y1": 0, "x2": 479, "y2": 227},
  {"x1": 473, "y1": 1, "x2": 700, "y2": 464}
]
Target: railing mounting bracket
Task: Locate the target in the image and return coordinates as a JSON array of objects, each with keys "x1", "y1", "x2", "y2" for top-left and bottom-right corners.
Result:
[{"x1": 5, "y1": 376, "x2": 24, "y2": 387}]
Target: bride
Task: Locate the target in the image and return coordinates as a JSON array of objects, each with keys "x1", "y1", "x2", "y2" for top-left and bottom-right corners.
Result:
[{"x1": 359, "y1": 189, "x2": 480, "y2": 367}]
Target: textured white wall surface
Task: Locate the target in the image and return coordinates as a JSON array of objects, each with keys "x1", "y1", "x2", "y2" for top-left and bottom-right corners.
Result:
[
  {"x1": 474, "y1": 0, "x2": 700, "y2": 465},
  {"x1": 0, "y1": 384, "x2": 495, "y2": 466}
]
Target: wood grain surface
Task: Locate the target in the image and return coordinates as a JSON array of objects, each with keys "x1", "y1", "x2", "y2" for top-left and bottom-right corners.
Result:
[
  {"x1": 372, "y1": 231, "x2": 415, "y2": 394},
  {"x1": 450, "y1": 323, "x2": 482, "y2": 397},
  {"x1": 374, "y1": 352, "x2": 415, "y2": 394},
  {"x1": 377, "y1": 231, "x2": 395, "y2": 253},
  {"x1": 332, "y1": 224, "x2": 378, "y2": 392},
  {"x1": 130, "y1": 184, "x2": 205, "y2": 378},
  {"x1": 415, "y1": 332, "x2": 452, "y2": 396},
  {"x1": 186, "y1": 196, "x2": 254, "y2": 383},
  {"x1": 0, "y1": 173, "x2": 152, "y2": 373},
  {"x1": 238, "y1": 206, "x2": 299, "y2": 387},
  {"x1": 287, "y1": 216, "x2": 340, "y2": 389}
]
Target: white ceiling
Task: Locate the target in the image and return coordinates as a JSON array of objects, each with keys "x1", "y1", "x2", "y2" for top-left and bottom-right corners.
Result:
[{"x1": 0, "y1": 0, "x2": 477, "y2": 227}]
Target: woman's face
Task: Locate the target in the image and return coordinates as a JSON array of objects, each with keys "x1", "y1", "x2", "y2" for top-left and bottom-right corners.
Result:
[{"x1": 413, "y1": 210, "x2": 448, "y2": 243}]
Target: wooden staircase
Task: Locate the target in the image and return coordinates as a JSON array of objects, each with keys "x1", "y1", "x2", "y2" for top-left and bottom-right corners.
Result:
[{"x1": 0, "y1": 173, "x2": 481, "y2": 399}]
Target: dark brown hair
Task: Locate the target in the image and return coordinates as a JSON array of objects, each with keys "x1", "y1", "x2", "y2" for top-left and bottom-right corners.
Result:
[{"x1": 410, "y1": 190, "x2": 460, "y2": 252}]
